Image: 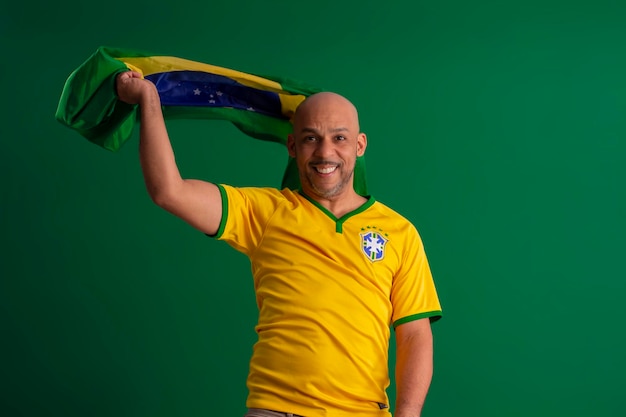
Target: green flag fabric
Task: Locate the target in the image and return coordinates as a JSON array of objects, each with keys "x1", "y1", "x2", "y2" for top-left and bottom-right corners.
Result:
[{"x1": 55, "y1": 46, "x2": 367, "y2": 194}]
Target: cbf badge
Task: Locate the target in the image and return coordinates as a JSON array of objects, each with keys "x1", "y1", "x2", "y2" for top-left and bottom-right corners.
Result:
[{"x1": 361, "y1": 230, "x2": 388, "y2": 262}]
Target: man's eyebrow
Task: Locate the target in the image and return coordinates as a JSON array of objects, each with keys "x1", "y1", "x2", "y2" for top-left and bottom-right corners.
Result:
[{"x1": 299, "y1": 127, "x2": 350, "y2": 134}]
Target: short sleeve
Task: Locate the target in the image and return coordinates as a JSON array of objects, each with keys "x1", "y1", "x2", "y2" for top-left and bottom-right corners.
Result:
[
  {"x1": 213, "y1": 185, "x2": 286, "y2": 256},
  {"x1": 390, "y1": 225, "x2": 442, "y2": 328}
]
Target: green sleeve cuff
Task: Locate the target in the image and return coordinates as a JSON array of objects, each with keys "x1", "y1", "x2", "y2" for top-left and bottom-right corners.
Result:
[
  {"x1": 206, "y1": 184, "x2": 229, "y2": 239},
  {"x1": 393, "y1": 311, "x2": 443, "y2": 329}
]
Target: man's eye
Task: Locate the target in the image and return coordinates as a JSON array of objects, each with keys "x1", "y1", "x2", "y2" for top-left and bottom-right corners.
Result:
[
  {"x1": 336, "y1": 135, "x2": 346, "y2": 141},
  {"x1": 305, "y1": 136, "x2": 317, "y2": 141}
]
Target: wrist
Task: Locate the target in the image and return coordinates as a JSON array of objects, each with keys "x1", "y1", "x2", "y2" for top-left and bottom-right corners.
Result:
[
  {"x1": 394, "y1": 404, "x2": 422, "y2": 417},
  {"x1": 139, "y1": 83, "x2": 161, "y2": 108}
]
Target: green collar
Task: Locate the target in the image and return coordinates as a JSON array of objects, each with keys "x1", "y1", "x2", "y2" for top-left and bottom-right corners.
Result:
[{"x1": 298, "y1": 190, "x2": 376, "y2": 233}]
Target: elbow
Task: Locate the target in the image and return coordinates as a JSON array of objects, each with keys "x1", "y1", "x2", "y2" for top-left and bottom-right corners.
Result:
[{"x1": 147, "y1": 185, "x2": 178, "y2": 210}]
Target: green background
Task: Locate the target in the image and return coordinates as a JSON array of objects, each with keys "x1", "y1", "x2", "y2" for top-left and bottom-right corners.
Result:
[{"x1": 2, "y1": 1, "x2": 625, "y2": 416}]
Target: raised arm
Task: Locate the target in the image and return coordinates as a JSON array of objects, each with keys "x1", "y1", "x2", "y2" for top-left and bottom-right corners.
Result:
[
  {"x1": 116, "y1": 71, "x2": 223, "y2": 235},
  {"x1": 394, "y1": 318, "x2": 434, "y2": 417}
]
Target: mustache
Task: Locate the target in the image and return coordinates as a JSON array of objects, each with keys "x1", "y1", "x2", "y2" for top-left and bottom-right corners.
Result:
[{"x1": 308, "y1": 160, "x2": 341, "y2": 166}]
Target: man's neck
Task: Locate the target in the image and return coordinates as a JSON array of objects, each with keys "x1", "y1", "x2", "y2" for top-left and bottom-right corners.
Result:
[{"x1": 308, "y1": 190, "x2": 368, "y2": 218}]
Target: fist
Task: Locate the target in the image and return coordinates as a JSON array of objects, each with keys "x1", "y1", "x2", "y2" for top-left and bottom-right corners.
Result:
[{"x1": 116, "y1": 71, "x2": 157, "y2": 105}]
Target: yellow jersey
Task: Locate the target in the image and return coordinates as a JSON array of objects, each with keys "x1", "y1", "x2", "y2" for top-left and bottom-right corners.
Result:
[{"x1": 215, "y1": 185, "x2": 442, "y2": 416}]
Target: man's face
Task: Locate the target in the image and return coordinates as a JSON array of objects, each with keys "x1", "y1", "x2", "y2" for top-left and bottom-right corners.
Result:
[{"x1": 288, "y1": 95, "x2": 367, "y2": 201}]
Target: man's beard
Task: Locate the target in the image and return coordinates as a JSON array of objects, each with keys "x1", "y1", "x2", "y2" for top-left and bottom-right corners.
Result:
[{"x1": 304, "y1": 167, "x2": 354, "y2": 199}]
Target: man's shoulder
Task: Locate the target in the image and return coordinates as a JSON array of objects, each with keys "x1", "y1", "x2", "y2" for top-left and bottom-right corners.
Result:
[
  {"x1": 371, "y1": 199, "x2": 413, "y2": 224},
  {"x1": 221, "y1": 184, "x2": 301, "y2": 204},
  {"x1": 368, "y1": 198, "x2": 426, "y2": 240}
]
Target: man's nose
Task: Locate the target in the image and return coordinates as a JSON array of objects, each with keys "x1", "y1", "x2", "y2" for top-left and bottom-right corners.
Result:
[{"x1": 314, "y1": 138, "x2": 334, "y2": 158}]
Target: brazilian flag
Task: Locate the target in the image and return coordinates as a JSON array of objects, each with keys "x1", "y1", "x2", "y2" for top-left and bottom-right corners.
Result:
[{"x1": 55, "y1": 46, "x2": 367, "y2": 194}]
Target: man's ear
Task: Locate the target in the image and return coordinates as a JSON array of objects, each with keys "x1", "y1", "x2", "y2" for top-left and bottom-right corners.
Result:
[
  {"x1": 287, "y1": 134, "x2": 296, "y2": 158},
  {"x1": 357, "y1": 133, "x2": 367, "y2": 157}
]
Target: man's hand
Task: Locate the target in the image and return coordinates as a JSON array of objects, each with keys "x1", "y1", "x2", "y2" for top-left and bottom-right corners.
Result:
[{"x1": 116, "y1": 71, "x2": 157, "y2": 105}]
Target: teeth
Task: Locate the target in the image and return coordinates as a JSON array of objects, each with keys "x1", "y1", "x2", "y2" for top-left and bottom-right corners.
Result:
[{"x1": 316, "y1": 166, "x2": 337, "y2": 174}]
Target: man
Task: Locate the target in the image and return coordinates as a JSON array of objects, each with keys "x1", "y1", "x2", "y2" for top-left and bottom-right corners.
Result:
[{"x1": 116, "y1": 70, "x2": 442, "y2": 417}]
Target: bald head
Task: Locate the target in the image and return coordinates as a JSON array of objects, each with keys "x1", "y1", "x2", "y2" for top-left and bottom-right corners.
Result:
[
  {"x1": 287, "y1": 91, "x2": 367, "y2": 204},
  {"x1": 293, "y1": 92, "x2": 361, "y2": 133}
]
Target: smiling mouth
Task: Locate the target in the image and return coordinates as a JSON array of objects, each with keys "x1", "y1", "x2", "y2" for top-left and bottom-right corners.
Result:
[{"x1": 315, "y1": 166, "x2": 338, "y2": 174}]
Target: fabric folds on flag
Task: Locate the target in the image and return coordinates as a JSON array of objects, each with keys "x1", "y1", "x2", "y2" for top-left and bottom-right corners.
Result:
[{"x1": 55, "y1": 46, "x2": 367, "y2": 194}]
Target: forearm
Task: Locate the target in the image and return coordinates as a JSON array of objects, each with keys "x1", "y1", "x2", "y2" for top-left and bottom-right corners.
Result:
[
  {"x1": 115, "y1": 71, "x2": 222, "y2": 234},
  {"x1": 394, "y1": 320, "x2": 434, "y2": 417},
  {"x1": 137, "y1": 86, "x2": 184, "y2": 205}
]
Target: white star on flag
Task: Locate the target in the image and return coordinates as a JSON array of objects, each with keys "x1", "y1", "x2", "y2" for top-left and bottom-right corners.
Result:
[{"x1": 193, "y1": 88, "x2": 201, "y2": 95}]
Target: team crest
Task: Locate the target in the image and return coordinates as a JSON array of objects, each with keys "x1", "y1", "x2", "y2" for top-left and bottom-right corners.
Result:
[{"x1": 361, "y1": 230, "x2": 388, "y2": 262}]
